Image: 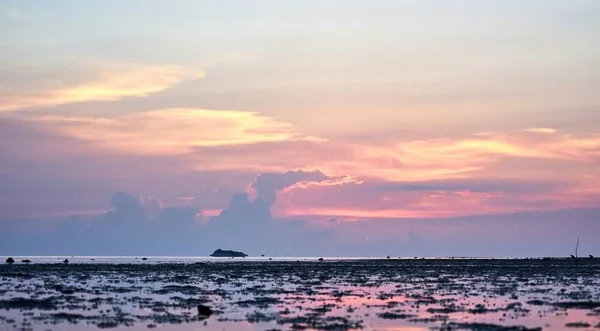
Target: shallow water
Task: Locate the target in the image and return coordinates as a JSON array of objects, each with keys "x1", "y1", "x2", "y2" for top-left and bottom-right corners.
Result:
[
  {"x1": 1, "y1": 258, "x2": 599, "y2": 330},
  {"x1": 1, "y1": 256, "x2": 485, "y2": 264}
]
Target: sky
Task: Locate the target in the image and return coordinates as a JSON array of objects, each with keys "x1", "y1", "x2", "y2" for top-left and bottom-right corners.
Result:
[{"x1": 1, "y1": 0, "x2": 600, "y2": 257}]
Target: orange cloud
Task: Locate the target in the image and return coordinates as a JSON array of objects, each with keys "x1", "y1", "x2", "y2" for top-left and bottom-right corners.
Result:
[
  {"x1": 524, "y1": 127, "x2": 556, "y2": 134},
  {"x1": 430, "y1": 190, "x2": 504, "y2": 198},
  {"x1": 282, "y1": 174, "x2": 363, "y2": 191},
  {"x1": 331, "y1": 129, "x2": 600, "y2": 183},
  {"x1": 0, "y1": 63, "x2": 203, "y2": 112},
  {"x1": 35, "y1": 108, "x2": 323, "y2": 155}
]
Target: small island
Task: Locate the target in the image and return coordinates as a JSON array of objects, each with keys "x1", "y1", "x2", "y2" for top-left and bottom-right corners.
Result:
[{"x1": 210, "y1": 249, "x2": 248, "y2": 257}]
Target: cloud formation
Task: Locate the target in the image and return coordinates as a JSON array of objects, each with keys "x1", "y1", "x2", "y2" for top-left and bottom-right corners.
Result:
[
  {"x1": 47, "y1": 192, "x2": 202, "y2": 255},
  {"x1": 344, "y1": 129, "x2": 600, "y2": 182},
  {"x1": 0, "y1": 188, "x2": 330, "y2": 256},
  {"x1": 2, "y1": 189, "x2": 600, "y2": 258},
  {"x1": 1, "y1": 1, "x2": 600, "y2": 259},
  {"x1": 0, "y1": 63, "x2": 203, "y2": 112},
  {"x1": 2, "y1": 113, "x2": 599, "y2": 221},
  {"x1": 250, "y1": 169, "x2": 360, "y2": 203},
  {"x1": 34, "y1": 108, "x2": 322, "y2": 155}
]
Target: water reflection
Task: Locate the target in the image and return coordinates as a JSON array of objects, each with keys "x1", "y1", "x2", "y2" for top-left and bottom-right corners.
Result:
[{"x1": 0, "y1": 258, "x2": 599, "y2": 330}]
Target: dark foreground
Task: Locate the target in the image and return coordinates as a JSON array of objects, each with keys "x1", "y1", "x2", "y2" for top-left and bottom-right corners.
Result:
[{"x1": 1, "y1": 259, "x2": 600, "y2": 331}]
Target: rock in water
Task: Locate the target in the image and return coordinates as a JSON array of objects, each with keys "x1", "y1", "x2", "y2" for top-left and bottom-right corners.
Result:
[
  {"x1": 318, "y1": 258, "x2": 324, "y2": 261},
  {"x1": 63, "y1": 259, "x2": 69, "y2": 264},
  {"x1": 5, "y1": 257, "x2": 14, "y2": 264},
  {"x1": 209, "y1": 249, "x2": 248, "y2": 257},
  {"x1": 21, "y1": 259, "x2": 31, "y2": 263},
  {"x1": 142, "y1": 257, "x2": 148, "y2": 261},
  {"x1": 197, "y1": 304, "x2": 213, "y2": 317}
]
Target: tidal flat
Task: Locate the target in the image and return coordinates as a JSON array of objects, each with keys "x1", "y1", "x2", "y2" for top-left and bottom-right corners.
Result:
[{"x1": 1, "y1": 259, "x2": 600, "y2": 331}]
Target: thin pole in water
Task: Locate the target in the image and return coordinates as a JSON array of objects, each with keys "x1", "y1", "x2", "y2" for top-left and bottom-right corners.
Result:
[{"x1": 575, "y1": 237, "x2": 580, "y2": 267}]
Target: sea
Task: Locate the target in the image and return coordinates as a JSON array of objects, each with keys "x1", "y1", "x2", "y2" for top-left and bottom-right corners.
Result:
[{"x1": 1, "y1": 256, "x2": 598, "y2": 331}]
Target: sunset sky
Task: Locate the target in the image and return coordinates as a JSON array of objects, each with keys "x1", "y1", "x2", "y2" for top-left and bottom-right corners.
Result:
[{"x1": 1, "y1": 1, "x2": 599, "y2": 256}]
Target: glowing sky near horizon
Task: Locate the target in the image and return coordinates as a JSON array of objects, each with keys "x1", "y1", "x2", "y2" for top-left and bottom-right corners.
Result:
[{"x1": 1, "y1": 0, "x2": 600, "y2": 224}]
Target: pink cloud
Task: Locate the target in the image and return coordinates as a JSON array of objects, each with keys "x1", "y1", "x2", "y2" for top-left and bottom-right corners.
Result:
[{"x1": 2, "y1": 113, "x2": 600, "y2": 220}]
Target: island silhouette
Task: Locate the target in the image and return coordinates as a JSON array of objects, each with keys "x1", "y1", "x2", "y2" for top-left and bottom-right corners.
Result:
[{"x1": 210, "y1": 249, "x2": 248, "y2": 257}]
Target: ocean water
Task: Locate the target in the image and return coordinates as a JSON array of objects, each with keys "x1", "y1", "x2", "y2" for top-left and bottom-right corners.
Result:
[
  {"x1": 2, "y1": 256, "x2": 380, "y2": 264},
  {"x1": 0, "y1": 255, "x2": 498, "y2": 264},
  {"x1": 1, "y1": 258, "x2": 599, "y2": 331}
]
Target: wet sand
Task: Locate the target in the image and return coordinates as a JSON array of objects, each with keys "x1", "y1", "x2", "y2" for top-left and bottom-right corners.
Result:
[{"x1": 1, "y1": 259, "x2": 599, "y2": 330}]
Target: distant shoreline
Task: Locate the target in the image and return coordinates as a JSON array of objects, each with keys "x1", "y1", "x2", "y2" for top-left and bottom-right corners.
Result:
[{"x1": 2, "y1": 255, "x2": 596, "y2": 264}]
